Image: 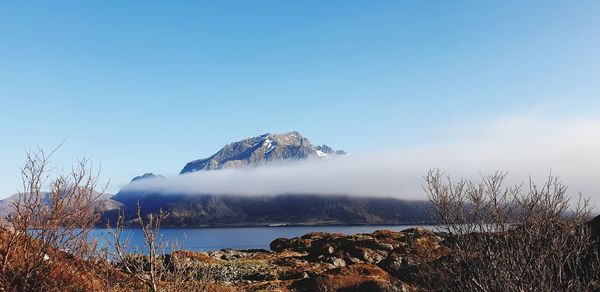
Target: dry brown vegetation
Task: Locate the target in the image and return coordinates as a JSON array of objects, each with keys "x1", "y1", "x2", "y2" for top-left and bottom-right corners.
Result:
[
  {"x1": 0, "y1": 148, "x2": 217, "y2": 292},
  {"x1": 106, "y1": 203, "x2": 212, "y2": 292},
  {"x1": 0, "y1": 147, "x2": 109, "y2": 291},
  {"x1": 302, "y1": 263, "x2": 393, "y2": 291},
  {"x1": 423, "y1": 170, "x2": 600, "y2": 291}
]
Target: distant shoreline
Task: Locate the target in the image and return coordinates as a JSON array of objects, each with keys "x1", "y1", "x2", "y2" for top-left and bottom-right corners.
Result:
[{"x1": 96, "y1": 222, "x2": 437, "y2": 229}]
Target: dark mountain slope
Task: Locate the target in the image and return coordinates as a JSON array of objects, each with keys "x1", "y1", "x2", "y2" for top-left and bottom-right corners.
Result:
[{"x1": 108, "y1": 131, "x2": 430, "y2": 226}]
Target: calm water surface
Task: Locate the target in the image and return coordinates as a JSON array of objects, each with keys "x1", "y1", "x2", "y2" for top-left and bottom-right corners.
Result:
[{"x1": 90, "y1": 225, "x2": 427, "y2": 252}]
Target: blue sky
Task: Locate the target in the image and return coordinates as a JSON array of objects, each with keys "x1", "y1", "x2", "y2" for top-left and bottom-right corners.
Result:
[{"x1": 1, "y1": 1, "x2": 599, "y2": 196}]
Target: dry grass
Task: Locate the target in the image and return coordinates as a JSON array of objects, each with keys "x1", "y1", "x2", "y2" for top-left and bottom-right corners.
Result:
[{"x1": 301, "y1": 263, "x2": 392, "y2": 291}]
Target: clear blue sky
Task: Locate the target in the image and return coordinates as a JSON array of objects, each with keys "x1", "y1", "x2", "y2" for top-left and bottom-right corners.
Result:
[{"x1": 1, "y1": 1, "x2": 599, "y2": 196}]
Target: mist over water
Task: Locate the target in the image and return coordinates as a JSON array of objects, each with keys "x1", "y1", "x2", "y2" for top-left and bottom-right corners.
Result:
[{"x1": 124, "y1": 114, "x2": 600, "y2": 206}]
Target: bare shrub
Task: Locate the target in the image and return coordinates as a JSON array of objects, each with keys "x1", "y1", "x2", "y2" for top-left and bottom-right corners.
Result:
[
  {"x1": 0, "y1": 147, "x2": 104, "y2": 290},
  {"x1": 423, "y1": 170, "x2": 600, "y2": 291},
  {"x1": 107, "y1": 203, "x2": 210, "y2": 292}
]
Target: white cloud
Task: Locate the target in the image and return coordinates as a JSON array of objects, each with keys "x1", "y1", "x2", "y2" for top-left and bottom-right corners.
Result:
[{"x1": 124, "y1": 112, "x2": 600, "y2": 206}]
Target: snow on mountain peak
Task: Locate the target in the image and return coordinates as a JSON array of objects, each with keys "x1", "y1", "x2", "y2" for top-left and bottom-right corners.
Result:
[{"x1": 179, "y1": 131, "x2": 346, "y2": 173}]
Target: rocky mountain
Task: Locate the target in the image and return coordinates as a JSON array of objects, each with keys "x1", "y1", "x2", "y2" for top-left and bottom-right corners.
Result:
[
  {"x1": 107, "y1": 131, "x2": 431, "y2": 226},
  {"x1": 0, "y1": 195, "x2": 16, "y2": 221},
  {"x1": 180, "y1": 131, "x2": 345, "y2": 173},
  {"x1": 131, "y1": 172, "x2": 164, "y2": 182},
  {"x1": 0, "y1": 191, "x2": 119, "y2": 222}
]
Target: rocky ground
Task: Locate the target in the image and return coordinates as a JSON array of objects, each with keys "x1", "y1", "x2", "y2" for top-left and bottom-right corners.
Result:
[{"x1": 177, "y1": 227, "x2": 449, "y2": 291}]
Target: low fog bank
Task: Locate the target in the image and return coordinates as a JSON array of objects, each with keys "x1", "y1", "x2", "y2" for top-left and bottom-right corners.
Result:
[
  {"x1": 124, "y1": 114, "x2": 600, "y2": 206},
  {"x1": 123, "y1": 155, "x2": 424, "y2": 198}
]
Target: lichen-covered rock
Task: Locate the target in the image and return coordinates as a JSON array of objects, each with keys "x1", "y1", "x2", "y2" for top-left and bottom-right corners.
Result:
[
  {"x1": 159, "y1": 228, "x2": 449, "y2": 291},
  {"x1": 270, "y1": 236, "x2": 312, "y2": 253},
  {"x1": 208, "y1": 248, "x2": 269, "y2": 261},
  {"x1": 378, "y1": 253, "x2": 418, "y2": 282}
]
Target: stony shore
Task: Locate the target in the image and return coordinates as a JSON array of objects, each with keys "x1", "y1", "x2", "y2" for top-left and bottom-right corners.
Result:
[{"x1": 173, "y1": 227, "x2": 449, "y2": 291}]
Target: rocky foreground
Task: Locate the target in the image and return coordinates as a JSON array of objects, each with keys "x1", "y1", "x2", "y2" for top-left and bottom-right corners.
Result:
[{"x1": 173, "y1": 227, "x2": 448, "y2": 291}]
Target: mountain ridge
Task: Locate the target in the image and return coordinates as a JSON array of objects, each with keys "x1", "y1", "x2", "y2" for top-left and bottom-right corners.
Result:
[
  {"x1": 180, "y1": 131, "x2": 346, "y2": 174},
  {"x1": 106, "y1": 131, "x2": 431, "y2": 226}
]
